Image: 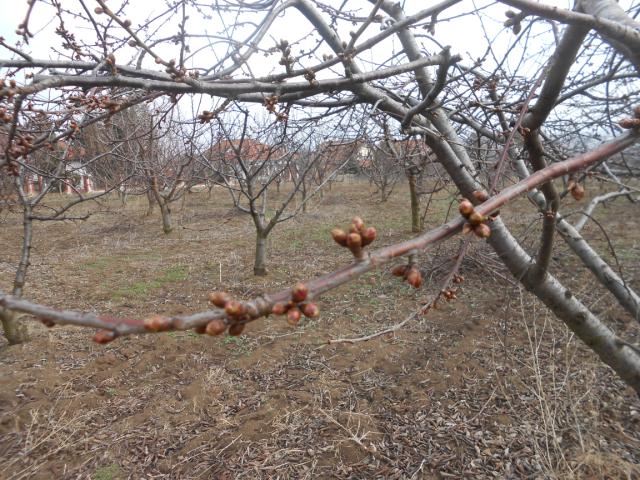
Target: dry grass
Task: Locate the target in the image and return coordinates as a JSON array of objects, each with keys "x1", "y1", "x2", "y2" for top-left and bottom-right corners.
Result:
[{"x1": 0, "y1": 181, "x2": 639, "y2": 479}]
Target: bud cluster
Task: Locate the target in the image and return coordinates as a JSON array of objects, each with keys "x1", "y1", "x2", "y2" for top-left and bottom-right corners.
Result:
[
  {"x1": 270, "y1": 283, "x2": 320, "y2": 327},
  {"x1": 391, "y1": 264, "x2": 423, "y2": 288},
  {"x1": 331, "y1": 217, "x2": 377, "y2": 260},
  {"x1": 459, "y1": 191, "x2": 492, "y2": 239},
  {"x1": 205, "y1": 291, "x2": 258, "y2": 336},
  {"x1": 618, "y1": 106, "x2": 640, "y2": 130}
]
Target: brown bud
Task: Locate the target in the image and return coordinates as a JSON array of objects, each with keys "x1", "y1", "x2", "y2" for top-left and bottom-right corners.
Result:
[
  {"x1": 228, "y1": 323, "x2": 245, "y2": 336},
  {"x1": 346, "y1": 232, "x2": 362, "y2": 249},
  {"x1": 392, "y1": 265, "x2": 408, "y2": 277},
  {"x1": 272, "y1": 302, "x2": 289, "y2": 315},
  {"x1": 208, "y1": 291, "x2": 230, "y2": 308},
  {"x1": 225, "y1": 300, "x2": 246, "y2": 317},
  {"x1": 473, "y1": 223, "x2": 491, "y2": 238},
  {"x1": 123, "y1": 19, "x2": 132, "y2": 27},
  {"x1": 473, "y1": 190, "x2": 489, "y2": 202},
  {"x1": 571, "y1": 183, "x2": 585, "y2": 201},
  {"x1": 619, "y1": 118, "x2": 640, "y2": 129},
  {"x1": 155, "y1": 56, "x2": 162, "y2": 64},
  {"x1": 468, "y1": 211, "x2": 486, "y2": 226},
  {"x1": 205, "y1": 319, "x2": 227, "y2": 336},
  {"x1": 352, "y1": 216, "x2": 365, "y2": 232},
  {"x1": 458, "y1": 199, "x2": 474, "y2": 217},
  {"x1": 144, "y1": 315, "x2": 172, "y2": 332},
  {"x1": 406, "y1": 268, "x2": 423, "y2": 288},
  {"x1": 93, "y1": 329, "x2": 116, "y2": 344},
  {"x1": 301, "y1": 303, "x2": 320, "y2": 318},
  {"x1": 291, "y1": 283, "x2": 309, "y2": 303},
  {"x1": 634, "y1": 105, "x2": 640, "y2": 119},
  {"x1": 245, "y1": 303, "x2": 259, "y2": 318},
  {"x1": 361, "y1": 227, "x2": 377, "y2": 246},
  {"x1": 39, "y1": 317, "x2": 55, "y2": 328},
  {"x1": 94, "y1": 6, "x2": 104, "y2": 14},
  {"x1": 287, "y1": 307, "x2": 302, "y2": 326},
  {"x1": 331, "y1": 228, "x2": 348, "y2": 247}
]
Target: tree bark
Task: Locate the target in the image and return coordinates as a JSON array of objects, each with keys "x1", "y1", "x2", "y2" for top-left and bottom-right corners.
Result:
[
  {"x1": 2, "y1": 191, "x2": 32, "y2": 344},
  {"x1": 408, "y1": 170, "x2": 422, "y2": 232},
  {"x1": 0, "y1": 310, "x2": 29, "y2": 345},
  {"x1": 254, "y1": 232, "x2": 268, "y2": 276},
  {"x1": 160, "y1": 202, "x2": 172, "y2": 234},
  {"x1": 144, "y1": 190, "x2": 155, "y2": 217}
]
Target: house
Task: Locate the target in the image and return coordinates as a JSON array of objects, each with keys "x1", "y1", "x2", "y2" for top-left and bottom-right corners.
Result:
[
  {"x1": 23, "y1": 142, "x2": 95, "y2": 195},
  {"x1": 313, "y1": 139, "x2": 371, "y2": 172}
]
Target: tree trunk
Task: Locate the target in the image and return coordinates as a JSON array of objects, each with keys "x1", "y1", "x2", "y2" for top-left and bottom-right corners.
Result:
[
  {"x1": 160, "y1": 202, "x2": 173, "y2": 234},
  {"x1": 0, "y1": 310, "x2": 29, "y2": 345},
  {"x1": 254, "y1": 232, "x2": 268, "y2": 276},
  {"x1": 2, "y1": 200, "x2": 32, "y2": 344},
  {"x1": 408, "y1": 170, "x2": 422, "y2": 232},
  {"x1": 301, "y1": 180, "x2": 308, "y2": 213},
  {"x1": 145, "y1": 191, "x2": 155, "y2": 217}
]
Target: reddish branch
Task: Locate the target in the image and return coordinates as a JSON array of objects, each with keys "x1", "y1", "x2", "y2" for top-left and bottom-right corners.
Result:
[{"x1": 0, "y1": 130, "x2": 637, "y2": 340}]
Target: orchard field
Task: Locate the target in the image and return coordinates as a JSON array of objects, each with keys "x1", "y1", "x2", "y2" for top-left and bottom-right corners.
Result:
[{"x1": 1, "y1": 182, "x2": 639, "y2": 479}]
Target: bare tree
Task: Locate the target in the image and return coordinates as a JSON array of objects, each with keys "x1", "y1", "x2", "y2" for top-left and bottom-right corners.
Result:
[
  {"x1": 1, "y1": 0, "x2": 640, "y2": 394},
  {"x1": 203, "y1": 108, "x2": 349, "y2": 275}
]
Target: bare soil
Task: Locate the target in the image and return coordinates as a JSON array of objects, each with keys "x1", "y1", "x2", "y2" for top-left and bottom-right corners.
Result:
[{"x1": 1, "y1": 182, "x2": 639, "y2": 479}]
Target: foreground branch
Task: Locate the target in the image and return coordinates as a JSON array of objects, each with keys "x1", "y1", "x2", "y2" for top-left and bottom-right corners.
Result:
[{"x1": 1, "y1": 129, "x2": 636, "y2": 338}]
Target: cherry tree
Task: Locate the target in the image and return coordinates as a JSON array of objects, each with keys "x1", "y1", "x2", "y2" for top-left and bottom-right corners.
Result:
[{"x1": 0, "y1": 0, "x2": 639, "y2": 393}]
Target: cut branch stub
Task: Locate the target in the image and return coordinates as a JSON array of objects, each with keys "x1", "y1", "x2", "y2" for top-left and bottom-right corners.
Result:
[{"x1": 332, "y1": 217, "x2": 377, "y2": 260}]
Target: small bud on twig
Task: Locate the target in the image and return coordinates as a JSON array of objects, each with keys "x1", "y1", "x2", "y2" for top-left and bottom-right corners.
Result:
[
  {"x1": 473, "y1": 190, "x2": 489, "y2": 202},
  {"x1": 459, "y1": 199, "x2": 474, "y2": 217},
  {"x1": 361, "y1": 227, "x2": 377, "y2": 246},
  {"x1": 301, "y1": 303, "x2": 320, "y2": 318},
  {"x1": 205, "y1": 319, "x2": 227, "y2": 336},
  {"x1": 473, "y1": 223, "x2": 491, "y2": 238},
  {"x1": 228, "y1": 323, "x2": 245, "y2": 336},
  {"x1": 331, "y1": 228, "x2": 348, "y2": 247},
  {"x1": 287, "y1": 307, "x2": 302, "y2": 326},
  {"x1": 39, "y1": 317, "x2": 55, "y2": 328},
  {"x1": 392, "y1": 265, "x2": 408, "y2": 277},
  {"x1": 225, "y1": 300, "x2": 246, "y2": 317},
  {"x1": 93, "y1": 329, "x2": 116, "y2": 344},
  {"x1": 570, "y1": 183, "x2": 585, "y2": 201},
  {"x1": 144, "y1": 315, "x2": 172, "y2": 332},
  {"x1": 468, "y1": 211, "x2": 486, "y2": 226},
  {"x1": 291, "y1": 283, "x2": 309, "y2": 303},
  {"x1": 406, "y1": 268, "x2": 423, "y2": 288},
  {"x1": 272, "y1": 302, "x2": 289, "y2": 315}
]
